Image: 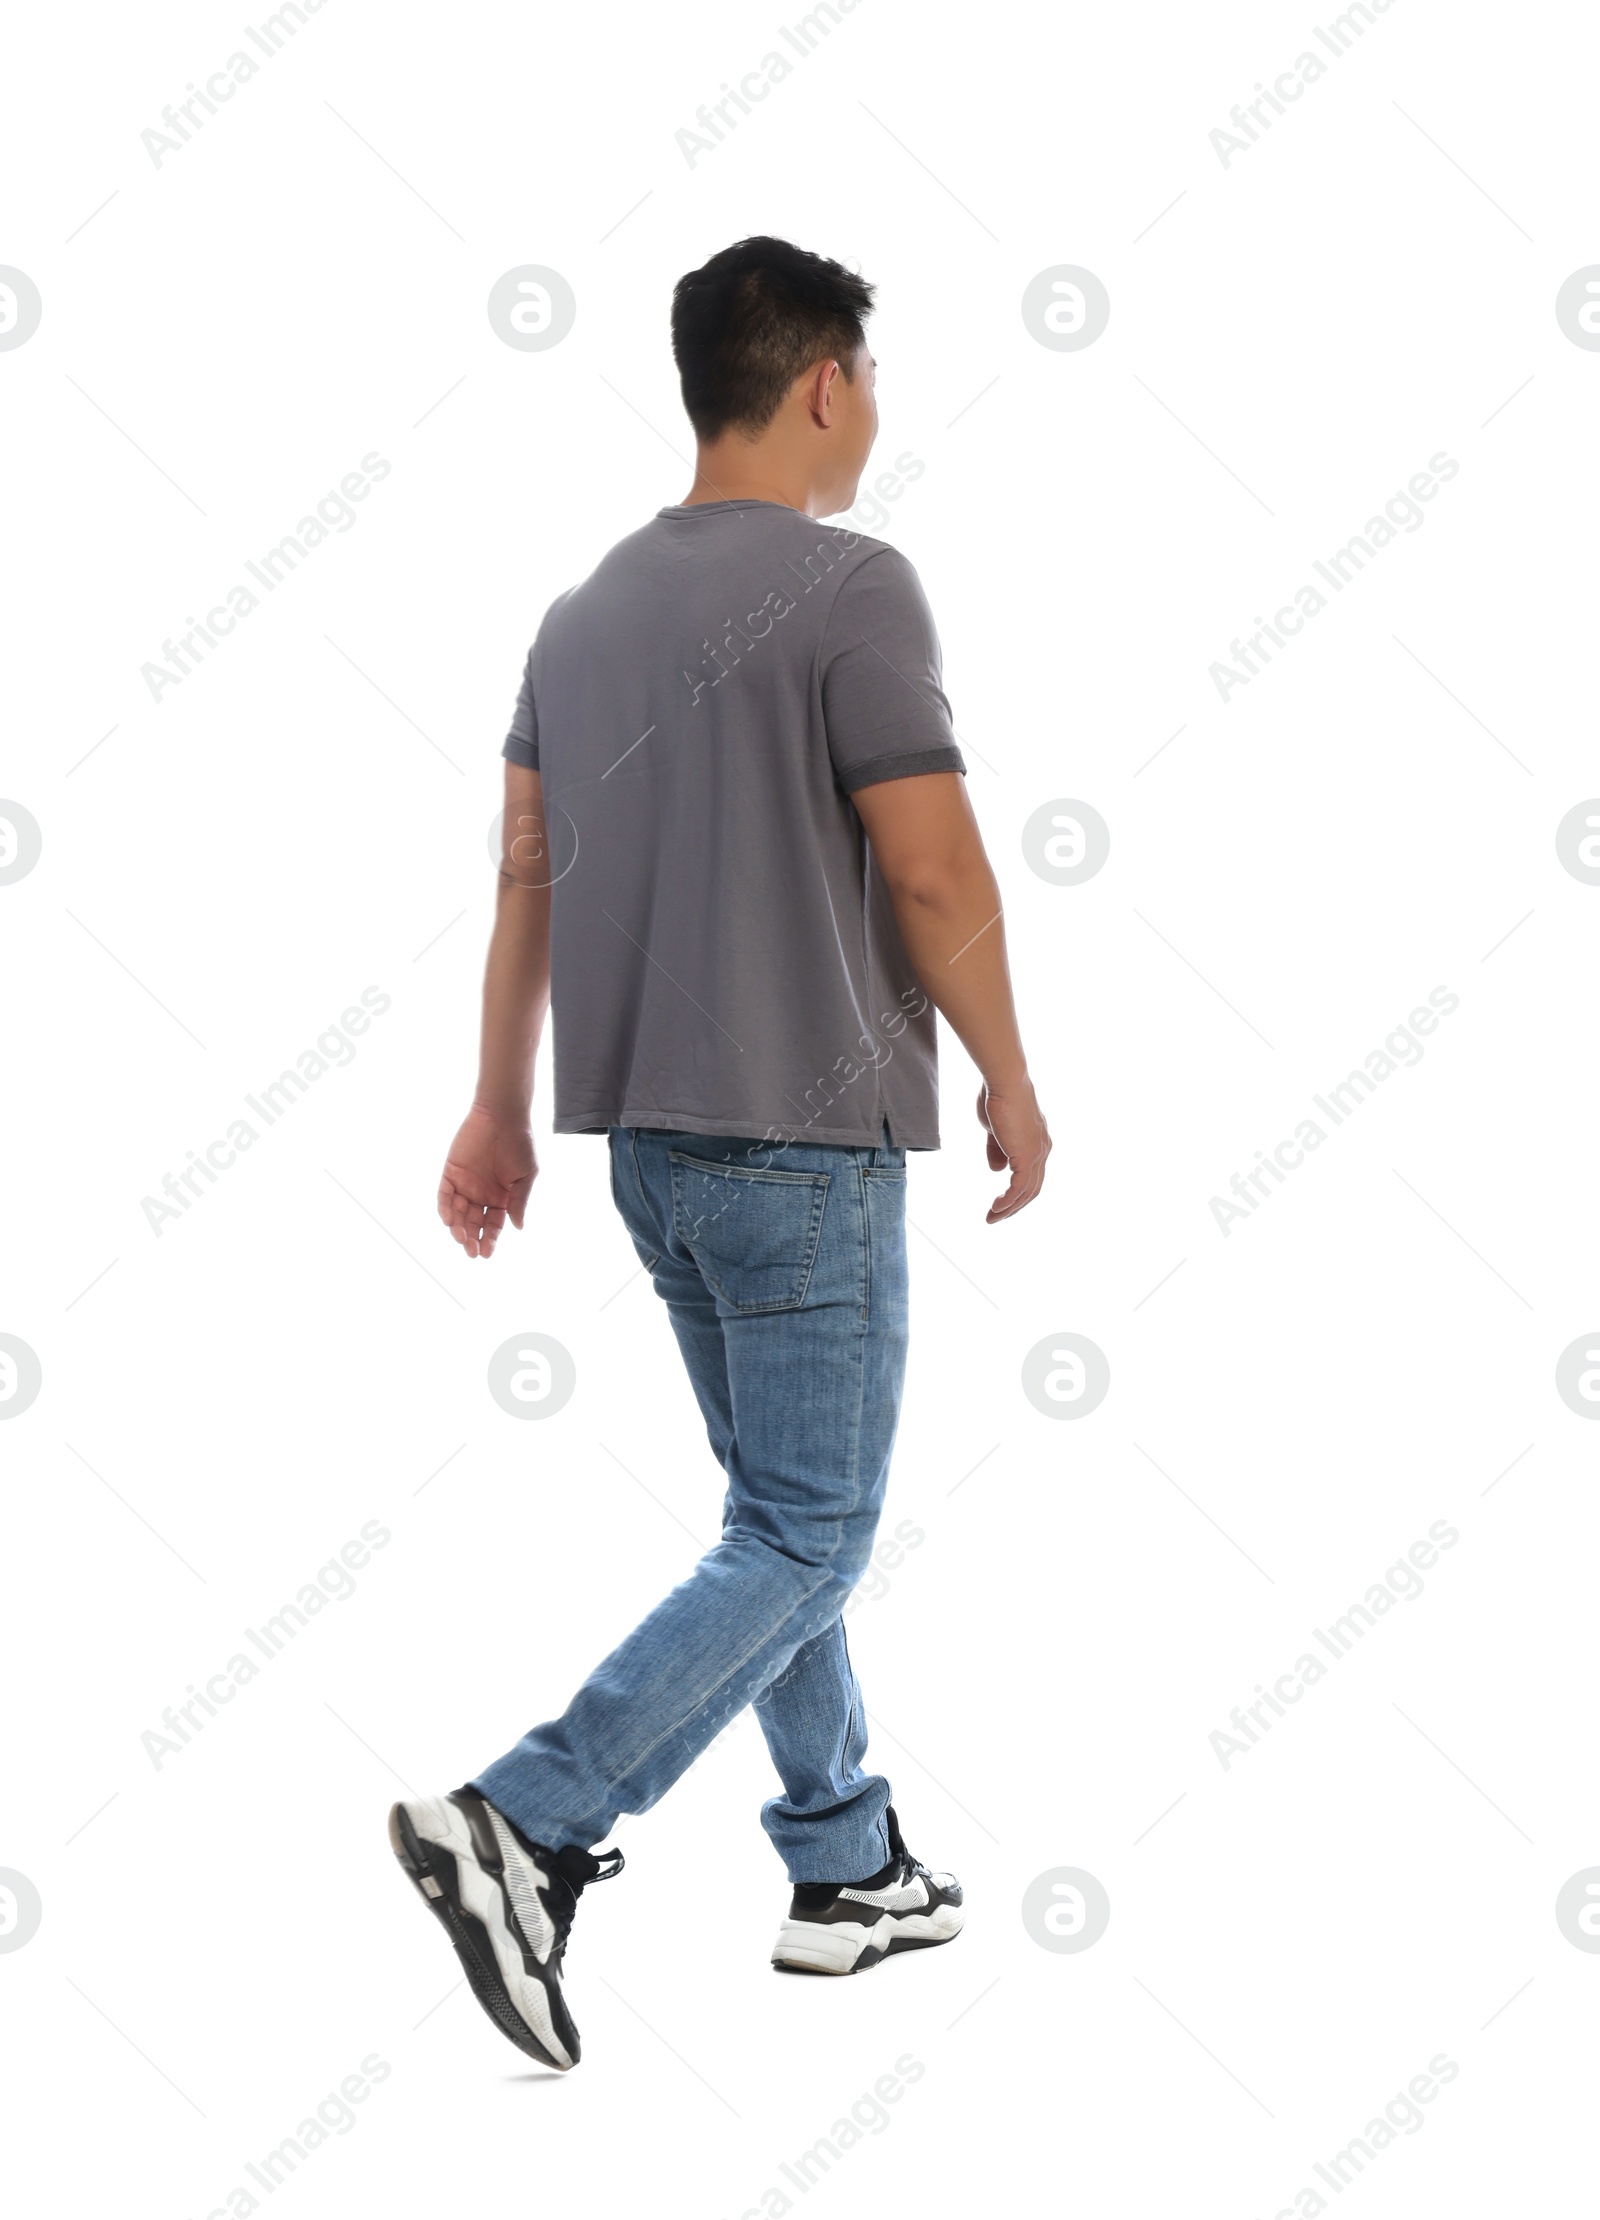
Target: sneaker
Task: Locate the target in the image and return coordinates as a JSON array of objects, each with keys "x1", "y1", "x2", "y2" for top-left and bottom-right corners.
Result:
[
  {"x1": 388, "y1": 1787, "x2": 623, "y2": 2070},
  {"x1": 771, "y1": 1806, "x2": 964, "y2": 1975}
]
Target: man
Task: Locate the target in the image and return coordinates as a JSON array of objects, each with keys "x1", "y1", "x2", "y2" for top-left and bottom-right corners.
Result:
[{"x1": 389, "y1": 237, "x2": 1049, "y2": 2071}]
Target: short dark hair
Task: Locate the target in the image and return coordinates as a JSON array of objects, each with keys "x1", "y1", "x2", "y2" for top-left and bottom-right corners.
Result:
[{"x1": 671, "y1": 236, "x2": 875, "y2": 442}]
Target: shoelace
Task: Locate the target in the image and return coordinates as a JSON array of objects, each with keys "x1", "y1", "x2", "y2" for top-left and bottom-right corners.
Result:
[
  {"x1": 882, "y1": 1808, "x2": 931, "y2": 1893},
  {"x1": 580, "y1": 1846, "x2": 625, "y2": 1889},
  {"x1": 541, "y1": 1844, "x2": 626, "y2": 1951}
]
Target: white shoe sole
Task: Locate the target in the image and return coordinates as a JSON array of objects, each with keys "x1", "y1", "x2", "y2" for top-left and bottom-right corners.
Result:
[{"x1": 772, "y1": 1901, "x2": 964, "y2": 1974}]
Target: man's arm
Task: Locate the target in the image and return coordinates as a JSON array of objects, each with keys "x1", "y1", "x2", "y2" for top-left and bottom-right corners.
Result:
[
  {"x1": 850, "y1": 771, "x2": 1050, "y2": 1222},
  {"x1": 437, "y1": 761, "x2": 549, "y2": 1258}
]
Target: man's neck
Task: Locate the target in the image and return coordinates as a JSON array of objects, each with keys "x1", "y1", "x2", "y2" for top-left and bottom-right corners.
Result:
[{"x1": 680, "y1": 452, "x2": 820, "y2": 516}]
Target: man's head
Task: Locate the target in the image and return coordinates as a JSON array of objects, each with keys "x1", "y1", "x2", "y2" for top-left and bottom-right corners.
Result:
[{"x1": 671, "y1": 236, "x2": 877, "y2": 516}]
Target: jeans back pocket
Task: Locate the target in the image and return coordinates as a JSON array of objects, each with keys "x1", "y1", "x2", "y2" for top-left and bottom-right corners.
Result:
[{"x1": 668, "y1": 1151, "x2": 831, "y2": 1313}]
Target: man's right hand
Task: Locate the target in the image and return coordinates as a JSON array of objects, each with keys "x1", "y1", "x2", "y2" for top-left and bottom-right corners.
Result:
[
  {"x1": 437, "y1": 1103, "x2": 536, "y2": 1259},
  {"x1": 977, "y1": 1079, "x2": 1050, "y2": 1223}
]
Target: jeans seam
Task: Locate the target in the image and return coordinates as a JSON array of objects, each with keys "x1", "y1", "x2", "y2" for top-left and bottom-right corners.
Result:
[
  {"x1": 846, "y1": 1272, "x2": 867, "y2": 1557},
  {"x1": 860, "y1": 1165, "x2": 872, "y2": 1328},
  {"x1": 666, "y1": 1151, "x2": 832, "y2": 1187},
  {"x1": 836, "y1": 1616, "x2": 889, "y2": 1868}
]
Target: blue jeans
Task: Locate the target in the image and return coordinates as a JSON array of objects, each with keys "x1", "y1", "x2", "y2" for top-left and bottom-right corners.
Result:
[{"x1": 474, "y1": 1125, "x2": 909, "y2": 1884}]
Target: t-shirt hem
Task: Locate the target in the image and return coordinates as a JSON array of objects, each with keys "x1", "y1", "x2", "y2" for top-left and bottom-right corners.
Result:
[{"x1": 554, "y1": 1109, "x2": 942, "y2": 1150}]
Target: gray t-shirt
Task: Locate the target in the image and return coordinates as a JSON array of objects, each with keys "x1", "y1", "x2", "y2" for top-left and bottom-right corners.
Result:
[{"x1": 502, "y1": 499, "x2": 965, "y2": 1150}]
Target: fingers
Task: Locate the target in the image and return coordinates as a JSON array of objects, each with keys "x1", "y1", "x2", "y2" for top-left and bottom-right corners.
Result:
[
  {"x1": 987, "y1": 1169, "x2": 1042, "y2": 1221},
  {"x1": 439, "y1": 1173, "x2": 511, "y2": 1259},
  {"x1": 457, "y1": 1209, "x2": 502, "y2": 1259},
  {"x1": 985, "y1": 1134, "x2": 1051, "y2": 1221}
]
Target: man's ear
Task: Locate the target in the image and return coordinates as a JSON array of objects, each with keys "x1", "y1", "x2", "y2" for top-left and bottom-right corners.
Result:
[{"x1": 807, "y1": 357, "x2": 840, "y2": 426}]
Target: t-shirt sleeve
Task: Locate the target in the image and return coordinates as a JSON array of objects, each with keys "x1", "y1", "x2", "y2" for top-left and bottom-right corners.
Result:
[
  {"x1": 820, "y1": 546, "x2": 966, "y2": 794},
  {"x1": 502, "y1": 648, "x2": 538, "y2": 768}
]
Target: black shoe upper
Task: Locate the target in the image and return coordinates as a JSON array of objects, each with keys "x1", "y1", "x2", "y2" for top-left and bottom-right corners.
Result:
[
  {"x1": 453, "y1": 1786, "x2": 624, "y2": 1962},
  {"x1": 787, "y1": 1805, "x2": 957, "y2": 1920}
]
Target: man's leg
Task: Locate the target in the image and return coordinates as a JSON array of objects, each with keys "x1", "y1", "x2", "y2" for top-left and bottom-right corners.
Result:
[
  {"x1": 471, "y1": 1128, "x2": 905, "y2": 1866},
  {"x1": 750, "y1": 1615, "x2": 891, "y2": 1881},
  {"x1": 678, "y1": 1133, "x2": 907, "y2": 1879},
  {"x1": 607, "y1": 1135, "x2": 901, "y2": 1883},
  {"x1": 740, "y1": 1129, "x2": 907, "y2": 1880}
]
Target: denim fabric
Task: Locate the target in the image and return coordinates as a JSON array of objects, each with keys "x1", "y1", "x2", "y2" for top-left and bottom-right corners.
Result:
[{"x1": 473, "y1": 1125, "x2": 909, "y2": 1883}]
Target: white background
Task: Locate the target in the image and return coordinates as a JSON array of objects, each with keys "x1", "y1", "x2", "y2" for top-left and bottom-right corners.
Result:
[{"x1": 3, "y1": 1, "x2": 1598, "y2": 2213}]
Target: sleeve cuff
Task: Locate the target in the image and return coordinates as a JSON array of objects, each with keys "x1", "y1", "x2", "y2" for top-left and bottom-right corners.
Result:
[
  {"x1": 502, "y1": 734, "x2": 539, "y2": 768},
  {"x1": 838, "y1": 744, "x2": 966, "y2": 795}
]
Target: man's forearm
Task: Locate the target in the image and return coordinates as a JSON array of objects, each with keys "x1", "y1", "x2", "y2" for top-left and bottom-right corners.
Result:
[
  {"x1": 475, "y1": 877, "x2": 551, "y2": 1120},
  {"x1": 883, "y1": 858, "x2": 1028, "y2": 1088}
]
